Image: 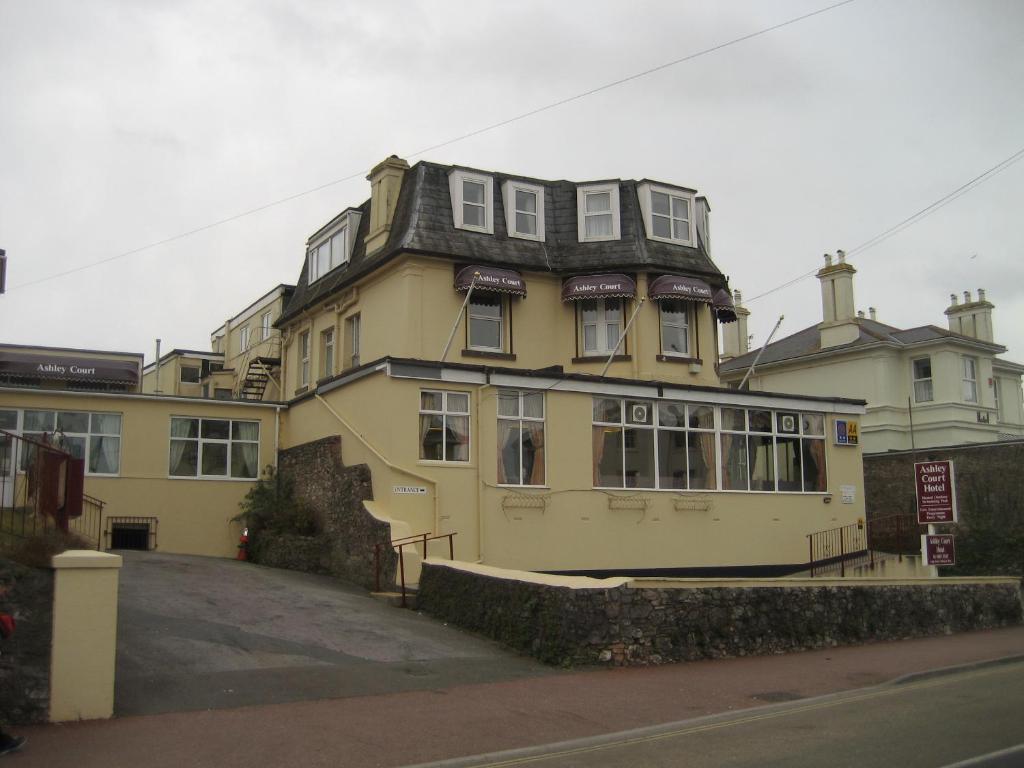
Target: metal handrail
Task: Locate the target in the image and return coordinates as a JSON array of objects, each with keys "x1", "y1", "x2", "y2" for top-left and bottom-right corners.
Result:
[
  {"x1": 807, "y1": 513, "x2": 921, "y2": 576},
  {"x1": 374, "y1": 531, "x2": 457, "y2": 607}
]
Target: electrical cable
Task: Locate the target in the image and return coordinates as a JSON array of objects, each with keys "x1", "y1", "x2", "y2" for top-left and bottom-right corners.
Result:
[{"x1": 7, "y1": 0, "x2": 857, "y2": 292}]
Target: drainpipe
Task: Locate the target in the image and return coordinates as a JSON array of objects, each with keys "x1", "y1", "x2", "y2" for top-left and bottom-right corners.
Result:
[
  {"x1": 314, "y1": 393, "x2": 440, "y2": 536},
  {"x1": 474, "y1": 378, "x2": 494, "y2": 564},
  {"x1": 273, "y1": 405, "x2": 282, "y2": 471},
  {"x1": 154, "y1": 339, "x2": 162, "y2": 394}
]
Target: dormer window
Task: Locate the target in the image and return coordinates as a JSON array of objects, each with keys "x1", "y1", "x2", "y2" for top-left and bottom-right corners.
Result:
[
  {"x1": 449, "y1": 170, "x2": 494, "y2": 233},
  {"x1": 577, "y1": 184, "x2": 620, "y2": 242},
  {"x1": 307, "y1": 209, "x2": 362, "y2": 284},
  {"x1": 502, "y1": 180, "x2": 545, "y2": 241},
  {"x1": 638, "y1": 182, "x2": 695, "y2": 245}
]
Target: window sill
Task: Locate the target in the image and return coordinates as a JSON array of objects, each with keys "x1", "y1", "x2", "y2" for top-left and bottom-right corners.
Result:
[
  {"x1": 572, "y1": 355, "x2": 631, "y2": 364},
  {"x1": 657, "y1": 355, "x2": 703, "y2": 365},
  {"x1": 462, "y1": 349, "x2": 517, "y2": 361}
]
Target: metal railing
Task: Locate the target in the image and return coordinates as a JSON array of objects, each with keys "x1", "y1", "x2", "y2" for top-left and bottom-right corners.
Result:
[
  {"x1": 807, "y1": 513, "x2": 922, "y2": 577},
  {"x1": 0, "y1": 430, "x2": 103, "y2": 550},
  {"x1": 375, "y1": 531, "x2": 457, "y2": 607},
  {"x1": 104, "y1": 516, "x2": 158, "y2": 550}
]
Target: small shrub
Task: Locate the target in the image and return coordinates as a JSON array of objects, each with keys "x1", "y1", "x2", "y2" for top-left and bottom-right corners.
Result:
[
  {"x1": 0, "y1": 529, "x2": 95, "y2": 569},
  {"x1": 234, "y1": 466, "x2": 318, "y2": 546}
]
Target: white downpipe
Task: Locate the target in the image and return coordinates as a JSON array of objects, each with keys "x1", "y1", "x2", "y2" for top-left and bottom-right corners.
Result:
[{"x1": 314, "y1": 393, "x2": 440, "y2": 535}]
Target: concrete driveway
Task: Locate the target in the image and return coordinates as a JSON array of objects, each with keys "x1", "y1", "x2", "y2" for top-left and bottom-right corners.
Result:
[{"x1": 114, "y1": 551, "x2": 554, "y2": 716}]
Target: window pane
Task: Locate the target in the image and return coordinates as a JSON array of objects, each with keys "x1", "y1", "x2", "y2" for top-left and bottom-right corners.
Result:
[
  {"x1": 0, "y1": 411, "x2": 16, "y2": 430},
  {"x1": 497, "y1": 421, "x2": 521, "y2": 485},
  {"x1": 331, "y1": 231, "x2": 346, "y2": 266},
  {"x1": 776, "y1": 437, "x2": 801, "y2": 491},
  {"x1": 672, "y1": 197, "x2": 689, "y2": 220},
  {"x1": 169, "y1": 440, "x2": 198, "y2": 476},
  {"x1": 801, "y1": 413, "x2": 824, "y2": 436},
  {"x1": 689, "y1": 406, "x2": 715, "y2": 430},
  {"x1": 658, "y1": 430, "x2": 687, "y2": 489},
  {"x1": 57, "y1": 411, "x2": 89, "y2": 433},
  {"x1": 201, "y1": 420, "x2": 230, "y2": 440},
  {"x1": 802, "y1": 439, "x2": 827, "y2": 492},
  {"x1": 580, "y1": 300, "x2": 599, "y2": 322},
  {"x1": 661, "y1": 325, "x2": 687, "y2": 354},
  {"x1": 593, "y1": 398, "x2": 621, "y2": 423},
  {"x1": 593, "y1": 426, "x2": 623, "y2": 487},
  {"x1": 521, "y1": 421, "x2": 544, "y2": 485},
  {"x1": 586, "y1": 192, "x2": 610, "y2": 213},
  {"x1": 604, "y1": 299, "x2": 622, "y2": 320},
  {"x1": 651, "y1": 191, "x2": 670, "y2": 216},
  {"x1": 626, "y1": 401, "x2": 652, "y2": 425},
  {"x1": 498, "y1": 391, "x2": 519, "y2": 418},
  {"x1": 748, "y1": 435, "x2": 775, "y2": 491},
  {"x1": 89, "y1": 436, "x2": 120, "y2": 474},
  {"x1": 688, "y1": 431, "x2": 717, "y2": 490},
  {"x1": 605, "y1": 322, "x2": 621, "y2": 351},
  {"x1": 720, "y1": 433, "x2": 748, "y2": 490},
  {"x1": 963, "y1": 358, "x2": 976, "y2": 378},
  {"x1": 672, "y1": 218, "x2": 689, "y2": 240},
  {"x1": 913, "y1": 358, "x2": 931, "y2": 378},
  {"x1": 421, "y1": 391, "x2": 443, "y2": 412},
  {"x1": 585, "y1": 213, "x2": 613, "y2": 237},
  {"x1": 584, "y1": 324, "x2": 598, "y2": 352},
  {"x1": 420, "y1": 414, "x2": 444, "y2": 460},
  {"x1": 447, "y1": 392, "x2": 470, "y2": 413},
  {"x1": 469, "y1": 295, "x2": 502, "y2": 318},
  {"x1": 63, "y1": 436, "x2": 86, "y2": 460},
  {"x1": 652, "y1": 216, "x2": 672, "y2": 239},
  {"x1": 232, "y1": 421, "x2": 260, "y2": 441},
  {"x1": 469, "y1": 316, "x2": 502, "y2": 349},
  {"x1": 515, "y1": 189, "x2": 537, "y2": 213},
  {"x1": 624, "y1": 428, "x2": 655, "y2": 489},
  {"x1": 516, "y1": 212, "x2": 537, "y2": 235},
  {"x1": 721, "y1": 408, "x2": 746, "y2": 431},
  {"x1": 231, "y1": 442, "x2": 259, "y2": 479},
  {"x1": 522, "y1": 393, "x2": 544, "y2": 419},
  {"x1": 749, "y1": 410, "x2": 772, "y2": 433},
  {"x1": 201, "y1": 442, "x2": 228, "y2": 476},
  {"x1": 317, "y1": 244, "x2": 330, "y2": 276},
  {"x1": 23, "y1": 411, "x2": 55, "y2": 432},
  {"x1": 446, "y1": 416, "x2": 470, "y2": 462},
  {"x1": 463, "y1": 180, "x2": 485, "y2": 204},
  {"x1": 776, "y1": 413, "x2": 799, "y2": 434},
  {"x1": 464, "y1": 203, "x2": 485, "y2": 228},
  {"x1": 91, "y1": 413, "x2": 121, "y2": 435},
  {"x1": 914, "y1": 380, "x2": 934, "y2": 402},
  {"x1": 658, "y1": 402, "x2": 686, "y2": 428},
  {"x1": 963, "y1": 380, "x2": 978, "y2": 402},
  {"x1": 171, "y1": 417, "x2": 198, "y2": 438},
  {"x1": 180, "y1": 366, "x2": 200, "y2": 383}
]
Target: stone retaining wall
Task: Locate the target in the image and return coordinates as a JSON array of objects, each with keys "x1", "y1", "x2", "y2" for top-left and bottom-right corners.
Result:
[
  {"x1": 272, "y1": 436, "x2": 395, "y2": 590},
  {"x1": 418, "y1": 560, "x2": 1023, "y2": 667},
  {"x1": 0, "y1": 558, "x2": 53, "y2": 723}
]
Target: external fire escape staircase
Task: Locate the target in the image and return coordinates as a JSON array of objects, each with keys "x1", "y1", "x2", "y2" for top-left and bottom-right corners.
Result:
[{"x1": 235, "y1": 337, "x2": 282, "y2": 401}]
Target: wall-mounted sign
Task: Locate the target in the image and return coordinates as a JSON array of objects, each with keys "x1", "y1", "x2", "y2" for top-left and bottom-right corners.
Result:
[
  {"x1": 922, "y1": 534, "x2": 956, "y2": 566},
  {"x1": 840, "y1": 485, "x2": 856, "y2": 504},
  {"x1": 393, "y1": 485, "x2": 428, "y2": 495},
  {"x1": 914, "y1": 460, "x2": 958, "y2": 525},
  {"x1": 834, "y1": 419, "x2": 859, "y2": 446}
]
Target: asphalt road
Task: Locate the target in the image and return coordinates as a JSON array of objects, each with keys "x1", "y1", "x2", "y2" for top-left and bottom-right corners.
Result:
[
  {"x1": 410, "y1": 661, "x2": 1024, "y2": 768},
  {"x1": 114, "y1": 551, "x2": 554, "y2": 715}
]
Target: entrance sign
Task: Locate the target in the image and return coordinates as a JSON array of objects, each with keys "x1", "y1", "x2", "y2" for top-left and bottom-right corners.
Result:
[
  {"x1": 914, "y1": 460, "x2": 958, "y2": 524},
  {"x1": 922, "y1": 534, "x2": 956, "y2": 566},
  {"x1": 834, "y1": 419, "x2": 859, "y2": 446},
  {"x1": 393, "y1": 485, "x2": 428, "y2": 495}
]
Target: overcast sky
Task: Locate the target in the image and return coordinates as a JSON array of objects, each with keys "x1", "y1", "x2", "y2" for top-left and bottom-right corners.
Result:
[{"x1": 1, "y1": 0, "x2": 1022, "y2": 365}]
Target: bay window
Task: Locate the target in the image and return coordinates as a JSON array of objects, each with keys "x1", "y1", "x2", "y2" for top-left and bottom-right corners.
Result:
[
  {"x1": 962, "y1": 356, "x2": 978, "y2": 403},
  {"x1": 912, "y1": 357, "x2": 933, "y2": 402}
]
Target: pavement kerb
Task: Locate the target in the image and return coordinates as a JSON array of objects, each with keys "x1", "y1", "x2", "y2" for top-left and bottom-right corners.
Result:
[{"x1": 398, "y1": 655, "x2": 1024, "y2": 768}]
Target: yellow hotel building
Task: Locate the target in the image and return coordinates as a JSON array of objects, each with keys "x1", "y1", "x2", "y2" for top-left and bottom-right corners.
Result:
[{"x1": 1, "y1": 156, "x2": 868, "y2": 576}]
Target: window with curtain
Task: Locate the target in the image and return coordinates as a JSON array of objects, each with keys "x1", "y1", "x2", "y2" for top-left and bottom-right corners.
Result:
[
  {"x1": 962, "y1": 356, "x2": 978, "y2": 403},
  {"x1": 169, "y1": 417, "x2": 259, "y2": 479},
  {"x1": 468, "y1": 294, "x2": 504, "y2": 351},
  {"x1": 419, "y1": 390, "x2": 470, "y2": 462},
  {"x1": 580, "y1": 298, "x2": 623, "y2": 356},
  {"x1": 497, "y1": 390, "x2": 545, "y2": 486},
  {"x1": 19, "y1": 409, "x2": 121, "y2": 475},
  {"x1": 321, "y1": 328, "x2": 335, "y2": 379},
  {"x1": 299, "y1": 331, "x2": 311, "y2": 387},
  {"x1": 659, "y1": 299, "x2": 690, "y2": 356},
  {"x1": 912, "y1": 357, "x2": 933, "y2": 402}
]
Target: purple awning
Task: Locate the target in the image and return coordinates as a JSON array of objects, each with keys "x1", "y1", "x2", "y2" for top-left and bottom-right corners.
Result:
[
  {"x1": 455, "y1": 265, "x2": 527, "y2": 297},
  {"x1": 648, "y1": 275, "x2": 714, "y2": 303},
  {"x1": 713, "y1": 289, "x2": 738, "y2": 323},
  {"x1": 0, "y1": 352, "x2": 140, "y2": 384},
  {"x1": 560, "y1": 274, "x2": 636, "y2": 302}
]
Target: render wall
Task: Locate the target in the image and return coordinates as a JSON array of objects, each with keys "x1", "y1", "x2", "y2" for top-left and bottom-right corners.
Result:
[{"x1": 418, "y1": 560, "x2": 1023, "y2": 667}]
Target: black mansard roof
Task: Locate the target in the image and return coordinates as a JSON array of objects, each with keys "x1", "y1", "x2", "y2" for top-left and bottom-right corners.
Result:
[{"x1": 280, "y1": 160, "x2": 727, "y2": 325}]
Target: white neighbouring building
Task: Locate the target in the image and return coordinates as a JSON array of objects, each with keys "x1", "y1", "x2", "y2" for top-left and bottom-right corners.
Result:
[{"x1": 718, "y1": 252, "x2": 1024, "y2": 454}]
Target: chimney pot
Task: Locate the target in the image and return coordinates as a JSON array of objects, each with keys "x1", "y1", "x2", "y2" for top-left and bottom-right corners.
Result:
[
  {"x1": 964, "y1": 290, "x2": 972, "y2": 304},
  {"x1": 824, "y1": 253, "x2": 833, "y2": 267},
  {"x1": 837, "y1": 250, "x2": 846, "y2": 264},
  {"x1": 869, "y1": 307, "x2": 876, "y2": 320},
  {"x1": 950, "y1": 293, "x2": 958, "y2": 305},
  {"x1": 733, "y1": 289, "x2": 743, "y2": 305},
  {"x1": 978, "y1": 288, "x2": 986, "y2": 302},
  {"x1": 857, "y1": 310, "x2": 865, "y2": 318}
]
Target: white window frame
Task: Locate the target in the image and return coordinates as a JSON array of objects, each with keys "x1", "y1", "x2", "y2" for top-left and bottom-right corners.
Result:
[
  {"x1": 322, "y1": 328, "x2": 335, "y2": 379},
  {"x1": 18, "y1": 409, "x2": 122, "y2": 477},
  {"x1": 306, "y1": 210, "x2": 362, "y2": 283},
  {"x1": 962, "y1": 356, "x2": 978, "y2": 403},
  {"x1": 577, "y1": 184, "x2": 621, "y2": 242},
  {"x1": 658, "y1": 300, "x2": 691, "y2": 358},
  {"x1": 449, "y1": 170, "x2": 494, "y2": 234},
  {"x1": 637, "y1": 182, "x2": 696, "y2": 245},
  {"x1": 580, "y1": 298, "x2": 624, "y2": 357},
  {"x1": 501, "y1": 180, "x2": 545, "y2": 241},
  {"x1": 168, "y1": 417, "x2": 260, "y2": 480},
  {"x1": 497, "y1": 390, "x2": 546, "y2": 487},
  {"x1": 239, "y1": 326, "x2": 251, "y2": 352},
  {"x1": 467, "y1": 293, "x2": 505, "y2": 352},
  {"x1": 419, "y1": 389, "x2": 471, "y2": 463},
  {"x1": 261, "y1": 311, "x2": 273, "y2": 341},
  {"x1": 179, "y1": 365, "x2": 201, "y2": 384},
  {"x1": 347, "y1": 314, "x2": 361, "y2": 369},
  {"x1": 299, "y1": 330, "x2": 311, "y2": 387},
  {"x1": 912, "y1": 357, "x2": 934, "y2": 403}
]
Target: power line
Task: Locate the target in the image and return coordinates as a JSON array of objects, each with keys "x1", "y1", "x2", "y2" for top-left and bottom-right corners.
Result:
[
  {"x1": 744, "y1": 144, "x2": 1024, "y2": 304},
  {"x1": 8, "y1": 0, "x2": 857, "y2": 292}
]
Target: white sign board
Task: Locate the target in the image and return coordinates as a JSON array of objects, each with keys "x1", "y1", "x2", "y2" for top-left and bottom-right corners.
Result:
[
  {"x1": 840, "y1": 485, "x2": 856, "y2": 504},
  {"x1": 393, "y1": 485, "x2": 428, "y2": 495}
]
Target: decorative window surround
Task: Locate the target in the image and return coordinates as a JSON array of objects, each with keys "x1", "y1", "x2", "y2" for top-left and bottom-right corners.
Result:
[
  {"x1": 577, "y1": 184, "x2": 621, "y2": 242},
  {"x1": 501, "y1": 180, "x2": 545, "y2": 241},
  {"x1": 307, "y1": 209, "x2": 362, "y2": 284},
  {"x1": 637, "y1": 182, "x2": 696, "y2": 245},
  {"x1": 449, "y1": 170, "x2": 494, "y2": 234}
]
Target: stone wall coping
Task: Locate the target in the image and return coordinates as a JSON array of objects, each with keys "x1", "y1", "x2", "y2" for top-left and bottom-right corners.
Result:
[
  {"x1": 628, "y1": 576, "x2": 1023, "y2": 589},
  {"x1": 422, "y1": 558, "x2": 631, "y2": 589},
  {"x1": 51, "y1": 550, "x2": 124, "y2": 570}
]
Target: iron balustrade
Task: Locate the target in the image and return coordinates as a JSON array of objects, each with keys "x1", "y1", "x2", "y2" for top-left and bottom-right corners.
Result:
[
  {"x1": 807, "y1": 513, "x2": 922, "y2": 576},
  {"x1": 375, "y1": 531, "x2": 457, "y2": 607}
]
